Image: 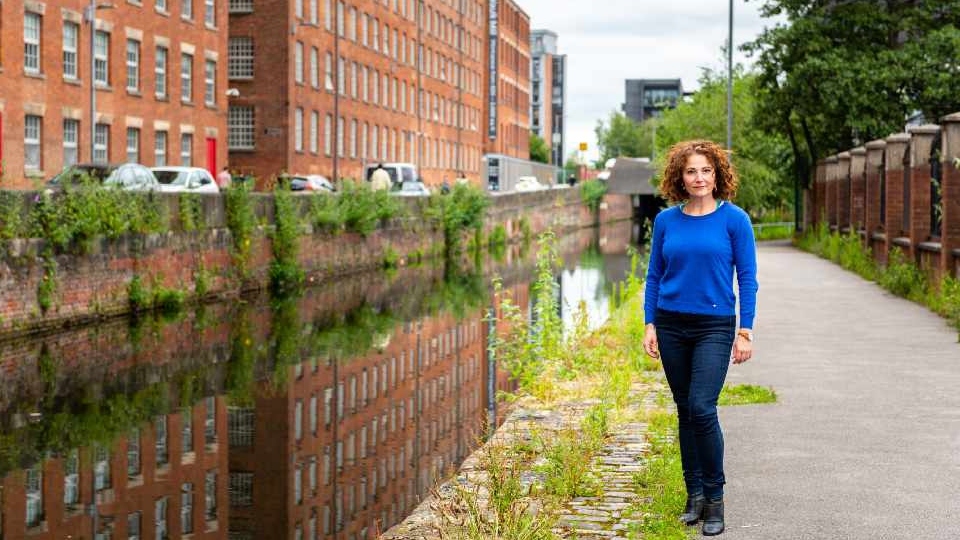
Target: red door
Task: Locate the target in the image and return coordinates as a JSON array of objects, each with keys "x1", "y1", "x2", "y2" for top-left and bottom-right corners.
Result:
[{"x1": 205, "y1": 137, "x2": 217, "y2": 177}]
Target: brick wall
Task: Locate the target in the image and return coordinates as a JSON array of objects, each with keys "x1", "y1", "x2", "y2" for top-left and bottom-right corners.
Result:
[{"x1": 0, "y1": 190, "x2": 632, "y2": 338}]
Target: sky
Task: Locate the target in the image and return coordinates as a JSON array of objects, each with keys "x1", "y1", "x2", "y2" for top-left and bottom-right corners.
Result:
[{"x1": 517, "y1": 0, "x2": 783, "y2": 163}]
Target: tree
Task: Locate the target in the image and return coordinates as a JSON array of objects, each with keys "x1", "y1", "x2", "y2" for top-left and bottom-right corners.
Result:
[
  {"x1": 744, "y1": 1, "x2": 960, "y2": 182},
  {"x1": 654, "y1": 69, "x2": 793, "y2": 218},
  {"x1": 529, "y1": 134, "x2": 550, "y2": 164},
  {"x1": 594, "y1": 111, "x2": 654, "y2": 163}
]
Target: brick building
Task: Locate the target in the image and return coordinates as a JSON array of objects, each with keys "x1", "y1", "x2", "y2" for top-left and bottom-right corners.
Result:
[
  {"x1": 226, "y1": 0, "x2": 487, "y2": 187},
  {"x1": 483, "y1": 0, "x2": 530, "y2": 160},
  {"x1": 0, "y1": 398, "x2": 230, "y2": 539},
  {"x1": 0, "y1": 0, "x2": 229, "y2": 188}
]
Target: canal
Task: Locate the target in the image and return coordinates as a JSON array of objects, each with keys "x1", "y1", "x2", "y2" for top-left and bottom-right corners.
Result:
[{"x1": 0, "y1": 219, "x2": 642, "y2": 540}]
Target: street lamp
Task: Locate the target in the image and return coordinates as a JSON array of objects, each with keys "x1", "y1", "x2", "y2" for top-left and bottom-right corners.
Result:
[{"x1": 84, "y1": 0, "x2": 114, "y2": 163}]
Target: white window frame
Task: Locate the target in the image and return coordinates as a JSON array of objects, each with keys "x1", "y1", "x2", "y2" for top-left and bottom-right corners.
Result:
[
  {"x1": 204, "y1": 59, "x2": 216, "y2": 105},
  {"x1": 294, "y1": 108, "x2": 304, "y2": 153},
  {"x1": 228, "y1": 106, "x2": 255, "y2": 150},
  {"x1": 181, "y1": 133, "x2": 193, "y2": 166},
  {"x1": 309, "y1": 111, "x2": 318, "y2": 154},
  {"x1": 94, "y1": 31, "x2": 109, "y2": 86},
  {"x1": 205, "y1": 0, "x2": 216, "y2": 26},
  {"x1": 336, "y1": 116, "x2": 344, "y2": 157},
  {"x1": 24, "y1": 13, "x2": 41, "y2": 75},
  {"x1": 155, "y1": 46, "x2": 168, "y2": 98},
  {"x1": 294, "y1": 41, "x2": 304, "y2": 84},
  {"x1": 350, "y1": 119, "x2": 357, "y2": 158},
  {"x1": 63, "y1": 119, "x2": 79, "y2": 167},
  {"x1": 126, "y1": 39, "x2": 141, "y2": 92},
  {"x1": 24, "y1": 115, "x2": 42, "y2": 171},
  {"x1": 324, "y1": 114, "x2": 332, "y2": 156},
  {"x1": 181, "y1": 53, "x2": 193, "y2": 102},
  {"x1": 94, "y1": 124, "x2": 109, "y2": 164},
  {"x1": 126, "y1": 127, "x2": 140, "y2": 163},
  {"x1": 310, "y1": 47, "x2": 319, "y2": 88},
  {"x1": 228, "y1": 37, "x2": 254, "y2": 79},
  {"x1": 63, "y1": 22, "x2": 79, "y2": 79},
  {"x1": 182, "y1": 0, "x2": 194, "y2": 20}
]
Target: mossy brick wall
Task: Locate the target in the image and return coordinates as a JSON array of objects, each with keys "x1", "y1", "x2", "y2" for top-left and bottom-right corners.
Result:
[{"x1": 0, "y1": 190, "x2": 631, "y2": 339}]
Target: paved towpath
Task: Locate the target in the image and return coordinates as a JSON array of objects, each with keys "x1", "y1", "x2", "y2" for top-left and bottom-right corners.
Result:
[{"x1": 721, "y1": 241, "x2": 960, "y2": 539}]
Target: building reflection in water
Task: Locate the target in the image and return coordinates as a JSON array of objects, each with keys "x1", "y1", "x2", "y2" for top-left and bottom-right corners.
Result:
[{"x1": 0, "y1": 221, "x2": 636, "y2": 540}]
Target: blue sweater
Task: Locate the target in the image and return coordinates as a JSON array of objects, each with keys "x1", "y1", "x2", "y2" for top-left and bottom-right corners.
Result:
[{"x1": 644, "y1": 202, "x2": 759, "y2": 328}]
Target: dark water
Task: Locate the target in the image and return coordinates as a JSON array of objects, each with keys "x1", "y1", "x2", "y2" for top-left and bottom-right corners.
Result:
[{"x1": 0, "y1": 221, "x2": 641, "y2": 540}]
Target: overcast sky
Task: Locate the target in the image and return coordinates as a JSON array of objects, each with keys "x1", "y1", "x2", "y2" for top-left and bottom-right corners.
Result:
[{"x1": 517, "y1": 0, "x2": 782, "y2": 162}]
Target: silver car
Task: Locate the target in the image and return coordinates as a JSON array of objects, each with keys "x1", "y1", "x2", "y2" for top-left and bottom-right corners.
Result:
[{"x1": 151, "y1": 166, "x2": 220, "y2": 194}]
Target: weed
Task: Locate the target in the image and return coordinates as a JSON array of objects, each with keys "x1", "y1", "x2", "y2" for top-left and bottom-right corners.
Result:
[
  {"x1": 718, "y1": 384, "x2": 777, "y2": 406},
  {"x1": 269, "y1": 186, "x2": 305, "y2": 295},
  {"x1": 179, "y1": 192, "x2": 205, "y2": 232},
  {"x1": 225, "y1": 182, "x2": 258, "y2": 280},
  {"x1": 580, "y1": 179, "x2": 608, "y2": 213},
  {"x1": 382, "y1": 246, "x2": 400, "y2": 269},
  {"x1": 488, "y1": 223, "x2": 508, "y2": 246},
  {"x1": 128, "y1": 275, "x2": 150, "y2": 312}
]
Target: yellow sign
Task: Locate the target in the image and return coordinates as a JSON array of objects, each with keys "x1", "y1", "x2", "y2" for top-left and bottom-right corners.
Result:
[{"x1": 579, "y1": 142, "x2": 588, "y2": 151}]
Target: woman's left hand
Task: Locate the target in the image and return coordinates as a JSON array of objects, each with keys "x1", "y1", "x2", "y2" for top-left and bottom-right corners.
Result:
[{"x1": 732, "y1": 335, "x2": 753, "y2": 364}]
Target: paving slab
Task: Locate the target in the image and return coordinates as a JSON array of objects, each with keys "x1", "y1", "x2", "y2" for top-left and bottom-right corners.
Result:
[{"x1": 722, "y1": 241, "x2": 960, "y2": 539}]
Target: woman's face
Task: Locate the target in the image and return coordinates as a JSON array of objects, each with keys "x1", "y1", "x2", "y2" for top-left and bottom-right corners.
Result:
[{"x1": 682, "y1": 153, "x2": 716, "y2": 199}]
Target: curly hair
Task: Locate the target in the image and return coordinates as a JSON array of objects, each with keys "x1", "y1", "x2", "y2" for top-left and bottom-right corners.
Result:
[{"x1": 659, "y1": 140, "x2": 739, "y2": 203}]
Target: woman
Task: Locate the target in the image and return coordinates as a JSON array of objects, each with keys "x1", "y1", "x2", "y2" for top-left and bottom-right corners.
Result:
[{"x1": 642, "y1": 140, "x2": 758, "y2": 536}]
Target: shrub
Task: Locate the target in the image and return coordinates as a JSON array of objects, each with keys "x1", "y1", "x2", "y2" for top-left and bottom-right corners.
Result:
[{"x1": 580, "y1": 179, "x2": 607, "y2": 212}]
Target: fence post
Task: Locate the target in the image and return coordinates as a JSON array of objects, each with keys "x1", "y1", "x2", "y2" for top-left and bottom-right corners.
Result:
[
  {"x1": 837, "y1": 152, "x2": 852, "y2": 233},
  {"x1": 826, "y1": 155, "x2": 839, "y2": 231},
  {"x1": 850, "y1": 146, "x2": 866, "y2": 237},
  {"x1": 884, "y1": 133, "x2": 911, "y2": 261},
  {"x1": 907, "y1": 124, "x2": 940, "y2": 277},
  {"x1": 865, "y1": 139, "x2": 887, "y2": 264},
  {"x1": 940, "y1": 113, "x2": 960, "y2": 280},
  {"x1": 811, "y1": 160, "x2": 827, "y2": 228}
]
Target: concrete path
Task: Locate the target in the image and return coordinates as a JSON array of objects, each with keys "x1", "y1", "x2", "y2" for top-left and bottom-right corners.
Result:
[{"x1": 721, "y1": 241, "x2": 960, "y2": 539}]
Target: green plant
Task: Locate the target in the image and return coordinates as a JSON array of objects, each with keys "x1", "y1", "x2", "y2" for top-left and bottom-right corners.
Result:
[
  {"x1": 225, "y1": 182, "x2": 258, "y2": 279},
  {"x1": 0, "y1": 190, "x2": 25, "y2": 240},
  {"x1": 268, "y1": 186, "x2": 305, "y2": 295},
  {"x1": 425, "y1": 183, "x2": 490, "y2": 258},
  {"x1": 580, "y1": 179, "x2": 608, "y2": 213},
  {"x1": 628, "y1": 409, "x2": 690, "y2": 539},
  {"x1": 194, "y1": 265, "x2": 212, "y2": 298},
  {"x1": 518, "y1": 216, "x2": 533, "y2": 245},
  {"x1": 153, "y1": 286, "x2": 186, "y2": 314},
  {"x1": 382, "y1": 246, "x2": 400, "y2": 269},
  {"x1": 718, "y1": 384, "x2": 778, "y2": 406},
  {"x1": 37, "y1": 250, "x2": 57, "y2": 314},
  {"x1": 179, "y1": 192, "x2": 205, "y2": 232},
  {"x1": 128, "y1": 275, "x2": 150, "y2": 312},
  {"x1": 488, "y1": 223, "x2": 507, "y2": 247},
  {"x1": 878, "y1": 249, "x2": 928, "y2": 301},
  {"x1": 309, "y1": 191, "x2": 345, "y2": 233},
  {"x1": 336, "y1": 180, "x2": 403, "y2": 236}
]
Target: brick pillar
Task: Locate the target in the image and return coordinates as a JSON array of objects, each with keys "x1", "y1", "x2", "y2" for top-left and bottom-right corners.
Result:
[
  {"x1": 850, "y1": 147, "x2": 866, "y2": 233},
  {"x1": 837, "y1": 152, "x2": 852, "y2": 232},
  {"x1": 865, "y1": 139, "x2": 887, "y2": 264},
  {"x1": 884, "y1": 133, "x2": 910, "y2": 259},
  {"x1": 812, "y1": 160, "x2": 827, "y2": 227},
  {"x1": 907, "y1": 125, "x2": 939, "y2": 247},
  {"x1": 826, "y1": 155, "x2": 839, "y2": 229},
  {"x1": 940, "y1": 113, "x2": 960, "y2": 279}
]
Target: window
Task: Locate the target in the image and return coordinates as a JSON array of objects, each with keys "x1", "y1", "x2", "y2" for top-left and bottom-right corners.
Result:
[
  {"x1": 371, "y1": 124, "x2": 378, "y2": 160},
  {"x1": 295, "y1": 41, "x2": 304, "y2": 84},
  {"x1": 63, "y1": 119, "x2": 80, "y2": 167},
  {"x1": 309, "y1": 456, "x2": 317, "y2": 492},
  {"x1": 181, "y1": 53, "x2": 193, "y2": 102},
  {"x1": 182, "y1": 407, "x2": 194, "y2": 453},
  {"x1": 155, "y1": 131, "x2": 168, "y2": 166},
  {"x1": 228, "y1": 37, "x2": 253, "y2": 79},
  {"x1": 350, "y1": 119, "x2": 357, "y2": 158},
  {"x1": 155, "y1": 46, "x2": 168, "y2": 98},
  {"x1": 294, "y1": 399, "x2": 303, "y2": 440},
  {"x1": 361, "y1": 13, "x2": 368, "y2": 46},
  {"x1": 227, "y1": 407, "x2": 255, "y2": 446},
  {"x1": 229, "y1": 472, "x2": 253, "y2": 506},
  {"x1": 94, "y1": 445, "x2": 111, "y2": 491},
  {"x1": 126, "y1": 39, "x2": 140, "y2": 91},
  {"x1": 348, "y1": 7, "x2": 356, "y2": 41},
  {"x1": 94, "y1": 31, "x2": 109, "y2": 85},
  {"x1": 310, "y1": 47, "x2": 318, "y2": 88},
  {"x1": 94, "y1": 124, "x2": 109, "y2": 163},
  {"x1": 205, "y1": 470, "x2": 217, "y2": 520},
  {"x1": 24, "y1": 13, "x2": 41, "y2": 74},
  {"x1": 295, "y1": 0, "x2": 303, "y2": 18},
  {"x1": 383, "y1": 23, "x2": 390, "y2": 55},
  {"x1": 25, "y1": 115, "x2": 42, "y2": 171},
  {"x1": 294, "y1": 465, "x2": 302, "y2": 504},
  {"x1": 324, "y1": 0, "x2": 331, "y2": 30},
  {"x1": 156, "y1": 415, "x2": 169, "y2": 465},
  {"x1": 361, "y1": 123, "x2": 367, "y2": 159},
  {"x1": 336, "y1": 0, "x2": 344, "y2": 35},
  {"x1": 204, "y1": 59, "x2": 216, "y2": 105},
  {"x1": 157, "y1": 0, "x2": 168, "y2": 11},
  {"x1": 127, "y1": 428, "x2": 141, "y2": 477},
  {"x1": 361, "y1": 66, "x2": 368, "y2": 102},
  {"x1": 350, "y1": 61, "x2": 357, "y2": 98},
  {"x1": 26, "y1": 464, "x2": 43, "y2": 527},
  {"x1": 64, "y1": 449, "x2": 80, "y2": 505},
  {"x1": 63, "y1": 22, "x2": 79, "y2": 79},
  {"x1": 228, "y1": 106, "x2": 255, "y2": 150},
  {"x1": 324, "y1": 53, "x2": 333, "y2": 91},
  {"x1": 324, "y1": 114, "x2": 332, "y2": 156},
  {"x1": 205, "y1": 0, "x2": 216, "y2": 26},
  {"x1": 309, "y1": 111, "x2": 318, "y2": 153},
  {"x1": 309, "y1": 395, "x2": 318, "y2": 434},
  {"x1": 310, "y1": 0, "x2": 317, "y2": 24},
  {"x1": 337, "y1": 117, "x2": 344, "y2": 157},
  {"x1": 181, "y1": 483, "x2": 194, "y2": 534},
  {"x1": 292, "y1": 108, "x2": 304, "y2": 153},
  {"x1": 229, "y1": 0, "x2": 253, "y2": 13},
  {"x1": 180, "y1": 133, "x2": 193, "y2": 165},
  {"x1": 154, "y1": 498, "x2": 168, "y2": 540},
  {"x1": 182, "y1": 0, "x2": 194, "y2": 19},
  {"x1": 337, "y1": 56, "x2": 344, "y2": 95},
  {"x1": 126, "y1": 128, "x2": 140, "y2": 163},
  {"x1": 128, "y1": 512, "x2": 142, "y2": 540}
]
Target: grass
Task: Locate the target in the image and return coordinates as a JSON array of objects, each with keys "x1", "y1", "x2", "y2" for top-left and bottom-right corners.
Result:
[
  {"x1": 626, "y1": 409, "x2": 691, "y2": 539},
  {"x1": 719, "y1": 384, "x2": 778, "y2": 406}
]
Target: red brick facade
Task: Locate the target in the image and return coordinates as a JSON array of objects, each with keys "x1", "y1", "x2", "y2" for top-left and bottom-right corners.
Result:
[
  {"x1": 483, "y1": 0, "x2": 529, "y2": 160},
  {"x1": 227, "y1": 0, "x2": 487, "y2": 188},
  {"x1": 0, "y1": 0, "x2": 228, "y2": 187}
]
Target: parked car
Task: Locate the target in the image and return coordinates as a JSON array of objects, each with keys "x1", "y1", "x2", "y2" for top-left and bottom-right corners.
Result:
[
  {"x1": 290, "y1": 174, "x2": 335, "y2": 192},
  {"x1": 363, "y1": 162, "x2": 418, "y2": 188},
  {"x1": 47, "y1": 163, "x2": 159, "y2": 191},
  {"x1": 390, "y1": 181, "x2": 431, "y2": 197},
  {"x1": 151, "y1": 166, "x2": 219, "y2": 194},
  {"x1": 514, "y1": 176, "x2": 547, "y2": 192}
]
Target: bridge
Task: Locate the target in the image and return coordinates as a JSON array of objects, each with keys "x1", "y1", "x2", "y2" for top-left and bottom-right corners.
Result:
[{"x1": 722, "y1": 240, "x2": 960, "y2": 538}]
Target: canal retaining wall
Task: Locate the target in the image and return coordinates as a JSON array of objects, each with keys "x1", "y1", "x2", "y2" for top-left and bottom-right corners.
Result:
[{"x1": 0, "y1": 189, "x2": 632, "y2": 339}]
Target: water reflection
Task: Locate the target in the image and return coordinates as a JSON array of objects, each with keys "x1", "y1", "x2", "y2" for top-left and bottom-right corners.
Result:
[{"x1": 0, "y1": 220, "x2": 641, "y2": 539}]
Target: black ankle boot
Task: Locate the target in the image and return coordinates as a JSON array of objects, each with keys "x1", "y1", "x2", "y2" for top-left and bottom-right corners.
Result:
[
  {"x1": 702, "y1": 497, "x2": 724, "y2": 536},
  {"x1": 679, "y1": 494, "x2": 705, "y2": 525}
]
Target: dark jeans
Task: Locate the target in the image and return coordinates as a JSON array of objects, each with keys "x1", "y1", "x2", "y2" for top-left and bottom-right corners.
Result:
[{"x1": 656, "y1": 308, "x2": 736, "y2": 500}]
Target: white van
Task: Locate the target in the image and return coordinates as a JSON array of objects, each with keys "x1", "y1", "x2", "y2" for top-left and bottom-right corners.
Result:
[{"x1": 363, "y1": 162, "x2": 418, "y2": 188}]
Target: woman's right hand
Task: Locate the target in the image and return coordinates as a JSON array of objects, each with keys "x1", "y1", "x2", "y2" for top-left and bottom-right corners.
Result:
[{"x1": 643, "y1": 323, "x2": 659, "y2": 359}]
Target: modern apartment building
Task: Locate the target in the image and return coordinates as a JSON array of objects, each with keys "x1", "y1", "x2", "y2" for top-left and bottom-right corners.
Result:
[
  {"x1": 484, "y1": 0, "x2": 530, "y2": 160},
  {"x1": 530, "y1": 28, "x2": 565, "y2": 167},
  {"x1": 226, "y1": 0, "x2": 487, "y2": 186},
  {"x1": 0, "y1": 0, "x2": 229, "y2": 188},
  {"x1": 623, "y1": 78, "x2": 683, "y2": 123}
]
